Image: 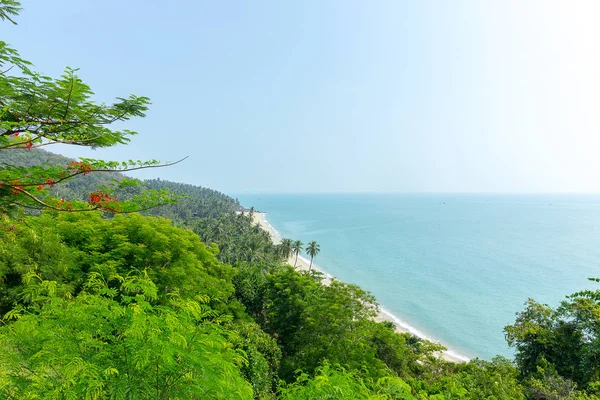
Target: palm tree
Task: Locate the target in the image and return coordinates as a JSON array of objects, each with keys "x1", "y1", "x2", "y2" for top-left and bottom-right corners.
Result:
[
  {"x1": 212, "y1": 222, "x2": 225, "y2": 240},
  {"x1": 246, "y1": 236, "x2": 264, "y2": 263},
  {"x1": 305, "y1": 241, "x2": 320, "y2": 271},
  {"x1": 292, "y1": 240, "x2": 303, "y2": 268},
  {"x1": 279, "y1": 238, "x2": 293, "y2": 261}
]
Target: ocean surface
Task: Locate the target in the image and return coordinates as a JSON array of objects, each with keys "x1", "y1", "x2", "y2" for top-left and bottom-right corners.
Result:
[{"x1": 235, "y1": 194, "x2": 600, "y2": 361}]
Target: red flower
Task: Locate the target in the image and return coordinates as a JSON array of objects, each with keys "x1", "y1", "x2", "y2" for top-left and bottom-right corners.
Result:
[{"x1": 89, "y1": 192, "x2": 102, "y2": 203}]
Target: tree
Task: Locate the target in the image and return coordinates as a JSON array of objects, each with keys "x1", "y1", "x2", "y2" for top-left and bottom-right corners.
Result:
[
  {"x1": 227, "y1": 321, "x2": 281, "y2": 399},
  {"x1": 505, "y1": 278, "x2": 600, "y2": 395},
  {"x1": 0, "y1": 276, "x2": 253, "y2": 399},
  {"x1": 261, "y1": 266, "x2": 419, "y2": 381},
  {"x1": 279, "y1": 362, "x2": 416, "y2": 400},
  {"x1": 279, "y1": 238, "x2": 293, "y2": 261},
  {"x1": 292, "y1": 240, "x2": 303, "y2": 268},
  {"x1": 305, "y1": 240, "x2": 320, "y2": 271},
  {"x1": 442, "y1": 357, "x2": 526, "y2": 400},
  {"x1": 0, "y1": 0, "x2": 180, "y2": 216},
  {"x1": 0, "y1": 210, "x2": 242, "y2": 316}
]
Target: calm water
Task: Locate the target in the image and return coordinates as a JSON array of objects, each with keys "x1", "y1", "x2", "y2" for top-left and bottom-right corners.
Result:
[{"x1": 235, "y1": 194, "x2": 600, "y2": 360}]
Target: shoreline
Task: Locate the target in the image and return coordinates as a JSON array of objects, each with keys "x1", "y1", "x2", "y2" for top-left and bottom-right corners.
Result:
[{"x1": 251, "y1": 211, "x2": 470, "y2": 363}]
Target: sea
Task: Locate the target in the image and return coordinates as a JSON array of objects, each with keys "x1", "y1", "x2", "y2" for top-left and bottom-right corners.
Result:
[{"x1": 235, "y1": 193, "x2": 600, "y2": 361}]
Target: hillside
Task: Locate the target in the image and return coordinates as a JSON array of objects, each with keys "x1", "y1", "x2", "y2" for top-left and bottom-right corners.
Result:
[
  {"x1": 2, "y1": 149, "x2": 599, "y2": 399},
  {"x1": 0, "y1": 149, "x2": 240, "y2": 217}
]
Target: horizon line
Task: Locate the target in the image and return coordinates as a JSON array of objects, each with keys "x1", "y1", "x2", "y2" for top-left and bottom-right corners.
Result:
[{"x1": 230, "y1": 191, "x2": 600, "y2": 196}]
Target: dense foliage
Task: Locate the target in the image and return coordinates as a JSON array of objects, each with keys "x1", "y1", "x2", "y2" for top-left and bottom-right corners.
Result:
[
  {"x1": 505, "y1": 281, "x2": 600, "y2": 398},
  {"x1": 0, "y1": 214, "x2": 258, "y2": 399}
]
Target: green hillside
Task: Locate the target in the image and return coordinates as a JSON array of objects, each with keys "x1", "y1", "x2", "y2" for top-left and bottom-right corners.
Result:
[{"x1": 3, "y1": 149, "x2": 599, "y2": 399}]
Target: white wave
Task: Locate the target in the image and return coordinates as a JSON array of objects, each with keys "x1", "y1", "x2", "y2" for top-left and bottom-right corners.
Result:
[
  {"x1": 296, "y1": 254, "x2": 335, "y2": 279},
  {"x1": 260, "y1": 213, "x2": 283, "y2": 244},
  {"x1": 379, "y1": 307, "x2": 471, "y2": 362}
]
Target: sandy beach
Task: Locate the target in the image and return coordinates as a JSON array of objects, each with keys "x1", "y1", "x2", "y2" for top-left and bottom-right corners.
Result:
[
  {"x1": 250, "y1": 212, "x2": 334, "y2": 285},
  {"x1": 250, "y1": 212, "x2": 468, "y2": 363}
]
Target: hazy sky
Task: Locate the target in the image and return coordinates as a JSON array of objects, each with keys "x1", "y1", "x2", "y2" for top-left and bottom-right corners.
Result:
[{"x1": 4, "y1": 1, "x2": 600, "y2": 193}]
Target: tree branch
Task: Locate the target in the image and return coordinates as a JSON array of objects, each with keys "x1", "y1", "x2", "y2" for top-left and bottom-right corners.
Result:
[
  {"x1": 9, "y1": 156, "x2": 188, "y2": 188},
  {"x1": 63, "y1": 72, "x2": 75, "y2": 120}
]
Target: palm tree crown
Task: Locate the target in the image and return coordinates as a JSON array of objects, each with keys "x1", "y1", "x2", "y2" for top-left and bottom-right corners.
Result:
[
  {"x1": 292, "y1": 240, "x2": 303, "y2": 268},
  {"x1": 305, "y1": 241, "x2": 320, "y2": 271},
  {"x1": 279, "y1": 238, "x2": 293, "y2": 261}
]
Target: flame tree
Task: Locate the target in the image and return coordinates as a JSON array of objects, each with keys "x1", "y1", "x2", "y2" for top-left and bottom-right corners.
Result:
[{"x1": 0, "y1": 0, "x2": 181, "y2": 217}]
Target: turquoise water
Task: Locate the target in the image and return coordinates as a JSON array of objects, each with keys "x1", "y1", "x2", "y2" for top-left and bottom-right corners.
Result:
[{"x1": 235, "y1": 194, "x2": 600, "y2": 360}]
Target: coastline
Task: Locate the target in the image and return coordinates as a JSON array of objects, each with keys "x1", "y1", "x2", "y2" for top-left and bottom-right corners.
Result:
[{"x1": 251, "y1": 211, "x2": 470, "y2": 363}]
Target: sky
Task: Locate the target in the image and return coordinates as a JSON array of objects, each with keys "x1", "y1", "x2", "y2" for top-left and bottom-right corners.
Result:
[{"x1": 3, "y1": 1, "x2": 600, "y2": 194}]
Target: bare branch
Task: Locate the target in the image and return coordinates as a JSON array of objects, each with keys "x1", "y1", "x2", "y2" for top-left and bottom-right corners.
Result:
[{"x1": 11, "y1": 156, "x2": 188, "y2": 188}]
